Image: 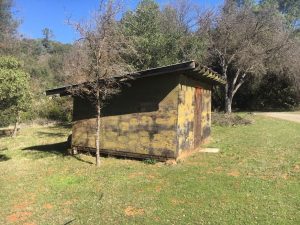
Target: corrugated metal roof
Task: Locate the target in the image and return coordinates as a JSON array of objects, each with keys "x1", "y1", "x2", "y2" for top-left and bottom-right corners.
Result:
[{"x1": 46, "y1": 61, "x2": 225, "y2": 96}]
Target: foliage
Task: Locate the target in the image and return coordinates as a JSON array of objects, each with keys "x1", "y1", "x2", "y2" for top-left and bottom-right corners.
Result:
[
  {"x1": 0, "y1": 0, "x2": 18, "y2": 54},
  {"x1": 143, "y1": 158, "x2": 158, "y2": 164},
  {"x1": 34, "y1": 96, "x2": 72, "y2": 122},
  {"x1": 122, "y1": 0, "x2": 163, "y2": 69},
  {"x1": 0, "y1": 107, "x2": 15, "y2": 127},
  {"x1": 42, "y1": 27, "x2": 54, "y2": 51},
  {"x1": 212, "y1": 112, "x2": 254, "y2": 126},
  {"x1": 260, "y1": 0, "x2": 300, "y2": 26},
  {"x1": 205, "y1": 0, "x2": 298, "y2": 113},
  {"x1": 255, "y1": 72, "x2": 300, "y2": 110},
  {"x1": 121, "y1": 0, "x2": 208, "y2": 70},
  {"x1": 17, "y1": 38, "x2": 71, "y2": 89},
  {"x1": 0, "y1": 0, "x2": 298, "y2": 123},
  {"x1": 0, "y1": 56, "x2": 31, "y2": 127},
  {"x1": 65, "y1": 0, "x2": 135, "y2": 166},
  {"x1": 0, "y1": 116, "x2": 300, "y2": 224}
]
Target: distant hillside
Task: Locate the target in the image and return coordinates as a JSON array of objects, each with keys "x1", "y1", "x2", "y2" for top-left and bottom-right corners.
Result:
[{"x1": 18, "y1": 38, "x2": 72, "y2": 93}]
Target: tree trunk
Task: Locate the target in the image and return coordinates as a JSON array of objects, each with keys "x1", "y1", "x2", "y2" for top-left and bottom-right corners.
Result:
[
  {"x1": 12, "y1": 112, "x2": 20, "y2": 137},
  {"x1": 224, "y1": 82, "x2": 233, "y2": 114},
  {"x1": 95, "y1": 101, "x2": 101, "y2": 167},
  {"x1": 225, "y1": 96, "x2": 232, "y2": 114}
]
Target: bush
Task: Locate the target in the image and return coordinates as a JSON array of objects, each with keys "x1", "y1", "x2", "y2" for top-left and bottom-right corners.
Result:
[
  {"x1": 0, "y1": 108, "x2": 15, "y2": 127},
  {"x1": 255, "y1": 73, "x2": 300, "y2": 110},
  {"x1": 212, "y1": 112, "x2": 254, "y2": 127},
  {"x1": 37, "y1": 96, "x2": 72, "y2": 122}
]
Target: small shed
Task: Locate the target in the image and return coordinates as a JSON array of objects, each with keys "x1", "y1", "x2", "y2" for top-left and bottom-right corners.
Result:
[{"x1": 46, "y1": 61, "x2": 225, "y2": 161}]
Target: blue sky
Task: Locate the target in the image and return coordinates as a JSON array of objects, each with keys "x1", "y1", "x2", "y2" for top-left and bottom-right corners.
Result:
[{"x1": 14, "y1": 0, "x2": 224, "y2": 44}]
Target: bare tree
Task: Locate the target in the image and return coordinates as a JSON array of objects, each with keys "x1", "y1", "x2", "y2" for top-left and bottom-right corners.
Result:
[
  {"x1": 0, "y1": 0, "x2": 19, "y2": 54},
  {"x1": 64, "y1": 0, "x2": 134, "y2": 166},
  {"x1": 203, "y1": 0, "x2": 294, "y2": 113}
]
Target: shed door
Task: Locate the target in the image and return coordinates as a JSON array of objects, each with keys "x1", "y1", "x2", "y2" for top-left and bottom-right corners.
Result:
[{"x1": 194, "y1": 87, "x2": 202, "y2": 148}]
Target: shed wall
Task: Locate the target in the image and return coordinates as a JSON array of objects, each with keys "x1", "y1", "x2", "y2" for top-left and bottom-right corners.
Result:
[
  {"x1": 72, "y1": 74, "x2": 180, "y2": 160},
  {"x1": 176, "y1": 75, "x2": 212, "y2": 153}
]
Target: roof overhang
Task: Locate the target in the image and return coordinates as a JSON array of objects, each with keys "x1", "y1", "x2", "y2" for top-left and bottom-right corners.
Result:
[{"x1": 46, "y1": 61, "x2": 225, "y2": 96}]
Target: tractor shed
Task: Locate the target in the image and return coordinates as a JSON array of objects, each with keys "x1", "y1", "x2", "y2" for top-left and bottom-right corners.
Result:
[{"x1": 46, "y1": 61, "x2": 225, "y2": 161}]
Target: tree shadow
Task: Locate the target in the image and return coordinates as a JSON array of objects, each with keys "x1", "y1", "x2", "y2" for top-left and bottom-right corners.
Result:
[
  {"x1": 23, "y1": 142, "x2": 69, "y2": 156},
  {"x1": 55, "y1": 123, "x2": 72, "y2": 129},
  {"x1": 22, "y1": 142, "x2": 93, "y2": 164},
  {"x1": 36, "y1": 131, "x2": 67, "y2": 138},
  {"x1": 0, "y1": 154, "x2": 11, "y2": 162}
]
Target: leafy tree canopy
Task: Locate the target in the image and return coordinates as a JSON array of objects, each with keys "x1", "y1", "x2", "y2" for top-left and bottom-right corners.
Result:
[
  {"x1": 0, "y1": 56, "x2": 31, "y2": 113},
  {"x1": 121, "y1": 0, "x2": 207, "y2": 70}
]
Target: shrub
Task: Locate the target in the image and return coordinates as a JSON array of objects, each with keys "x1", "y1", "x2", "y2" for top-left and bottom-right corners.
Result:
[
  {"x1": 37, "y1": 96, "x2": 72, "y2": 122},
  {"x1": 212, "y1": 112, "x2": 254, "y2": 127}
]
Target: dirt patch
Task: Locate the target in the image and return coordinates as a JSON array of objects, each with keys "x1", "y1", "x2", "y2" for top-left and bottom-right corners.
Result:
[
  {"x1": 128, "y1": 172, "x2": 144, "y2": 179},
  {"x1": 281, "y1": 173, "x2": 289, "y2": 180},
  {"x1": 165, "y1": 159, "x2": 177, "y2": 166},
  {"x1": 147, "y1": 174, "x2": 156, "y2": 179},
  {"x1": 258, "y1": 112, "x2": 300, "y2": 123},
  {"x1": 63, "y1": 200, "x2": 73, "y2": 205},
  {"x1": 227, "y1": 170, "x2": 240, "y2": 177},
  {"x1": 214, "y1": 166, "x2": 223, "y2": 172},
  {"x1": 176, "y1": 149, "x2": 198, "y2": 162},
  {"x1": 124, "y1": 206, "x2": 145, "y2": 217},
  {"x1": 13, "y1": 201, "x2": 33, "y2": 210},
  {"x1": 6, "y1": 211, "x2": 32, "y2": 222},
  {"x1": 43, "y1": 203, "x2": 53, "y2": 209},
  {"x1": 171, "y1": 198, "x2": 185, "y2": 205},
  {"x1": 155, "y1": 185, "x2": 162, "y2": 192},
  {"x1": 294, "y1": 165, "x2": 300, "y2": 172}
]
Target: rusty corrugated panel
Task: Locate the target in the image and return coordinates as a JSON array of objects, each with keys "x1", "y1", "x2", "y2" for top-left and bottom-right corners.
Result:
[{"x1": 194, "y1": 87, "x2": 202, "y2": 148}]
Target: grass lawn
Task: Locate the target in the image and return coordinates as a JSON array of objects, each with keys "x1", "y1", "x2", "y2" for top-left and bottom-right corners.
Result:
[{"x1": 0, "y1": 116, "x2": 300, "y2": 225}]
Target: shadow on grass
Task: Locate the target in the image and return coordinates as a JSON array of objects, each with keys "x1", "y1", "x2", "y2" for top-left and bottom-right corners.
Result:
[
  {"x1": 64, "y1": 219, "x2": 76, "y2": 224},
  {"x1": 36, "y1": 131, "x2": 67, "y2": 138},
  {"x1": 55, "y1": 123, "x2": 72, "y2": 129},
  {"x1": 23, "y1": 142, "x2": 69, "y2": 156},
  {"x1": 22, "y1": 142, "x2": 93, "y2": 164},
  {"x1": 0, "y1": 154, "x2": 10, "y2": 162}
]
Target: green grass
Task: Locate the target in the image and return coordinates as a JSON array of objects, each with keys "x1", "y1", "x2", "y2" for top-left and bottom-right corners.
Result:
[{"x1": 0, "y1": 117, "x2": 300, "y2": 225}]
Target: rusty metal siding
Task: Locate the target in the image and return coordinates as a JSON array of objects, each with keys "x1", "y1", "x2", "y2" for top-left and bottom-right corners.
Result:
[
  {"x1": 177, "y1": 80, "x2": 195, "y2": 155},
  {"x1": 200, "y1": 89, "x2": 211, "y2": 141},
  {"x1": 176, "y1": 75, "x2": 212, "y2": 154},
  {"x1": 194, "y1": 87, "x2": 202, "y2": 147}
]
